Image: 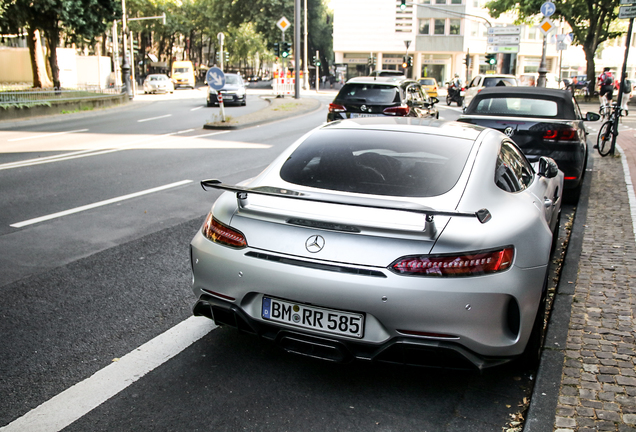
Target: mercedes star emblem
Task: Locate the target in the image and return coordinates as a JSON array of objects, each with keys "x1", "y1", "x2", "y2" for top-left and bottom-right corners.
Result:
[
  {"x1": 504, "y1": 127, "x2": 515, "y2": 137},
  {"x1": 305, "y1": 235, "x2": 325, "y2": 253}
]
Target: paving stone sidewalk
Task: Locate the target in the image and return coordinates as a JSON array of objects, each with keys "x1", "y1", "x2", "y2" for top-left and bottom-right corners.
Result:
[{"x1": 553, "y1": 133, "x2": 636, "y2": 431}]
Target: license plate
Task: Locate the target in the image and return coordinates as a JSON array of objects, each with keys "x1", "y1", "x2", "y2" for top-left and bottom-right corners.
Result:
[
  {"x1": 223, "y1": 96, "x2": 233, "y2": 100},
  {"x1": 262, "y1": 296, "x2": 364, "y2": 338},
  {"x1": 349, "y1": 113, "x2": 380, "y2": 118}
]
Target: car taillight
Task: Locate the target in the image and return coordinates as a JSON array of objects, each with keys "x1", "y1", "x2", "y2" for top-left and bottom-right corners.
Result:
[
  {"x1": 202, "y1": 213, "x2": 247, "y2": 248},
  {"x1": 543, "y1": 128, "x2": 577, "y2": 141},
  {"x1": 390, "y1": 246, "x2": 514, "y2": 277},
  {"x1": 328, "y1": 103, "x2": 346, "y2": 113},
  {"x1": 383, "y1": 106, "x2": 410, "y2": 116}
]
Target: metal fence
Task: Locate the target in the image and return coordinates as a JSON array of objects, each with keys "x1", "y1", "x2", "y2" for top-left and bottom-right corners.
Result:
[{"x1": 0, "y1": 86, "x2": 124, "y2": 106}]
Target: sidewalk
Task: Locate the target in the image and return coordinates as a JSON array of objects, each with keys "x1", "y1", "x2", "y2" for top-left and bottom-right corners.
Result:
[{"x1": 527, "y1": 126, "x2": 636, "y2": 431}]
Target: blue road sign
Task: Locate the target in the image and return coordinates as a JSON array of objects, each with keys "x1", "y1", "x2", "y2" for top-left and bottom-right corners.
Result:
[
  {"x1": 541, "y1": 2, "x2": 556, "y2": 17},
  {"x1": 206, "y1": 67, "x2": 225, "y2": 91}
]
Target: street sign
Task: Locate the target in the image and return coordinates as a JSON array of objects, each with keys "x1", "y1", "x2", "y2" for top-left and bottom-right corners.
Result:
[
  {"x1": 621, "y1": 0, "x2": 636, "y2": 5},
  {"x1": 541, "y1": 2, "x2": 556, "y2": 17},
  {"x1": 619, "y1": 5, "x2": 636, "y2": 18},
  {"x1": 487, "y1": 26, "x2": 521, "y2": 35},
  {"x1": 487, "y1": 35, "x2": 520, "y2": 45},
  {"x1": 557, "y1": 42, "x2": 568, "y2": 51},
  {"x1": 539, "y1": 18, "x2": 555, "y2": 35},
  {"x1": 206, "y1": 67, "x2": 225, "y2": 91},
  {"x1": 277, "y1": 16, "x2": 291, "y2": 32},
  {"x1": 486, "y1": 45, "x2": 520, "y2": 53}
]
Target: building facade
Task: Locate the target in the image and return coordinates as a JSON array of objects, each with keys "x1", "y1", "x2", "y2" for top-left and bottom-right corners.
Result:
[{"x1": 332, "y1": 0, "x2": 636, "y2": 86}]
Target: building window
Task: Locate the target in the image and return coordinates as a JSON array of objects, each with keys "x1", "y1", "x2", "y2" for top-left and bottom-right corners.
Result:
[
  {"x1": 451, "y1": 0, "x2": 462, "y2": 4},
  {"x1": 434, "y1": 19, "x2": 445, "y2": 35},
  {"x1": 449, "y1": 19, "x2": 461, "y2": 35},
  {"x1": 527, "y1": 26, "x2": 538, "y2": 40},
  {"x1": 419, "y1": 19, "x2": 430, "y2": 35},
  {"x1": 435, "y1": 0, "x2": 446, "y2": 4},
  {"x1": 419, "y1": 0, "x2": 431, "y2": 3}
]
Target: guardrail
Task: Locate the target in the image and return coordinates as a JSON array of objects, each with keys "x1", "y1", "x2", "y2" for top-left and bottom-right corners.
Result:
[{"x1": 0, "y1": 86, "x2": 124, "y2": 106}]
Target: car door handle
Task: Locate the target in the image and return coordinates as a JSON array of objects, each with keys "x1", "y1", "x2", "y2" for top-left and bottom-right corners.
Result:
[{"x1": 544, "y1": 198, "x2": 553, "y2": 208}]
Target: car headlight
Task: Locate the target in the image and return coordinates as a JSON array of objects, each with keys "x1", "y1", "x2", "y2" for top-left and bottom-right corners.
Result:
[{"x1": 237, "y1": 88, "x2": 246, "y2": 96}]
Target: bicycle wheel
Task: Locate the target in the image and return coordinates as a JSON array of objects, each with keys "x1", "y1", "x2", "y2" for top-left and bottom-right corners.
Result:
[{"x1": 597, "y1": 121, "x2": 613, "y2": 156}]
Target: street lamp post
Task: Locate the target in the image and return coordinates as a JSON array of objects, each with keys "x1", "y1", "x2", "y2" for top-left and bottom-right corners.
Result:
[
  {"x1": 303, "y1": 0, "x2": 309, "y2": 90},
  {"x1": 121, "y1": 0, "x2": 132, "y2": 98}
]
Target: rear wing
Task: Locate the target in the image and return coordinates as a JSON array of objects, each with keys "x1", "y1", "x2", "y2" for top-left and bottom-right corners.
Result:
[{"x1": 201, "y1": 179, "x2": 491, "y2": 235}]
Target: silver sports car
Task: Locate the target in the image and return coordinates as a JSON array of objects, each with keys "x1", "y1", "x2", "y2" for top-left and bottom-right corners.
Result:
[{"x1": 190, "y1": 118, "x2": 563, "y2": 370}]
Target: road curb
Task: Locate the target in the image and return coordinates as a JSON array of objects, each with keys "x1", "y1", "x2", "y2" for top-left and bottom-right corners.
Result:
[{"x1": 523, "y1": 152, "x2": 594, "y2": 432}]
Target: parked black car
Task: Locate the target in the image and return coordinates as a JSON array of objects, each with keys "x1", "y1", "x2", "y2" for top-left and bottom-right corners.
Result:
[
  {"x1": 457, "y1": 87, "x2": 600, "y2": 202},
  {"x1": 327, "y1": 77, "x2": 439, "y2": 122}
]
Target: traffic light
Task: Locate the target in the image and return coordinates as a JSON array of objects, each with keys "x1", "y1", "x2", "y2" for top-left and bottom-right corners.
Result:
[
  {"x1": 274, "y1": 42, "x2": 280, "y2": 57},
  {"x1": 407, "y1": 56, "x2": 413, "y2": 67},
  {"x1": 485, "y1": 53, "x2": 497, "y2": 66},
  {"x1": 400, "y1": 0, "x2": 406, "y2": 10},
  {"x1": 402, "y1": 56, "x2": 408, "y2": 69},
  {"x1": 463, "y1": 53, "x2": 470, "y2": 65},
  {"x1": 224, "y1": 51, "x2": 229, "y2": 62},
  {"x1": 281, "y1": 42, "x2": 291, "y2": 58},
  {"x1": 215, "y1": 52, "x2": 220, "y2": 63},
  {"x1": 313, "y1": 55, "x2": 321, "y2": 67}
]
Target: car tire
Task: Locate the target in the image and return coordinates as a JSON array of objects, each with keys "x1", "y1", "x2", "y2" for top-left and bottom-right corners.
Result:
[
  {"x1": 242, "y1": 100, "x2": 246, "y2": 106},
  {"x1": 446, "y1": 96, "x2": 451, "y2": 106},
  {"x1": 518, "y1": 273, "x2": 548, "y2": 370},
  {"x1": 436, "y1": 112, "x2": 439, "y2": 119},
  {"x1": 206, "y1": 100, "x2": 213, "y2": 107}
]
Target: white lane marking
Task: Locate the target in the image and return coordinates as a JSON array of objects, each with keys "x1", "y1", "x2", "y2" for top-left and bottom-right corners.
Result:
[
  {"x1": 7, "y1": 129, "x2": 89, "y2": 142},
  {"x1": 190, "y1": 106, "x2": 203, "y2": 111},
  {"x1": 0, "y1": 131, "x2": 231, "y2": 171},
  {"x1": 137, "y1": 114, "x2": 172, "y2": 123},
  {"x1": 10, "y1": 180, "x2": 193, "y2": 228},
  {"x1": 0, "y1": 317, "x2": 216, "y2": 432}
]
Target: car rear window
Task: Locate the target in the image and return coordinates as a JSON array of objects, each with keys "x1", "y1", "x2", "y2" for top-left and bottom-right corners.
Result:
[
  {"x1": 336, "y1": 84, "x2": 400, "y2": 104},
  {"x1": 419, "y1": 79, "x2": 436, "y2": 86},
  {"x1": 471, "y1": 97, "x2": 559, "y2": 117},
  {"x1": 483, "y1": 77, "x2": 517, "y2": 87},
  {"x1": 279, "y1": 129, "x2": 473, "y2": 197}
]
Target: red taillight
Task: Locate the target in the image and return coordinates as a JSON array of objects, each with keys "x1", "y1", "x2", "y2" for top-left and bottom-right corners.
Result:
[
  {"x1": 328, "y1": 103, "x2": 346, "y2": 113},
  {"x1": 202, "y1": 213, "x2": 247, "y2": 248},
  {"x1": 543, "y1": 128, "x2": 577, "y2": 141},
  {"x1": 390, "y1": 247, "x2": 514, "y2": 277},
  {"x1": 564, "y1": 176, "x2": 578, "y2": 180},
  {"x1": 383, "y1": 106, "x2": 410, "y2": 116}
]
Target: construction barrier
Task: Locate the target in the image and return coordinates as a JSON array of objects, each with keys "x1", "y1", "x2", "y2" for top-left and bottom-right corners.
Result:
[{"x1": 273, "y1": 70, "x2": 302, "y2": 96}]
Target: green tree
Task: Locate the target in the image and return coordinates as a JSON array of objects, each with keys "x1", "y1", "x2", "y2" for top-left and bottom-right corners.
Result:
[
  {"x1": 0, "y1": 0, "x2": 120, "y2": 88},
  {"x1": 485, "y1": 0, "x2": 622, "y2": 86}
]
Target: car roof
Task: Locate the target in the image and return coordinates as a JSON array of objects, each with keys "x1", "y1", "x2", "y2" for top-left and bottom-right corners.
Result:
[
  {"x1": 322, "y1": 117, "x2": 486, "y2": 140},
  {"x1": 476, "y1": 74, "x2": 517, "y2": 79},
  {"x1": 345, "y1": 76, "x2": 415, "y2": 86}
]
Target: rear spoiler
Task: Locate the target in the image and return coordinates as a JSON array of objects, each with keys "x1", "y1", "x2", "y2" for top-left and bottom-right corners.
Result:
[{"x1": 201, "y1": 179, "x2": 491, "y2": 233}]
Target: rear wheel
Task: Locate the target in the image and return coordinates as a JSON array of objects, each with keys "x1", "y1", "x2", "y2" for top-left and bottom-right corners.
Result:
[
  {"x1": 597, "y1": 121, "x2": 613, "y2": 156},
  {"x1": 446, "y1": 95, "x2": 451, "y2": 106},
  {"x1": 518, "y1": 273, "x2": 548, "y2": 370}
]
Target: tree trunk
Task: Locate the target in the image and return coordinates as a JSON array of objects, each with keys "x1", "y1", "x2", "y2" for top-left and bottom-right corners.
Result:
[
  {"x1": 583, "y1": 44, "x2": 596, "y2": 97},
  {"x1": 27, "y1": 28, "x2": 52, "y2": 88},
  {"x1": 43, "y1": 24, "x2": 61, "y2": 89}
]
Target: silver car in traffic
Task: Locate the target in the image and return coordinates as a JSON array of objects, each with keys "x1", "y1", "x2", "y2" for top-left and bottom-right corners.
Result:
[{"x1": 190, "y1": 118, "x2": 563, "y2": 369}]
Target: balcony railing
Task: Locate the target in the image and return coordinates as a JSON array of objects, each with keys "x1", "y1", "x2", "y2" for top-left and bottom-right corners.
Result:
[{"x1": 0, "y1": 86, "x2": 125, "y2": 107}]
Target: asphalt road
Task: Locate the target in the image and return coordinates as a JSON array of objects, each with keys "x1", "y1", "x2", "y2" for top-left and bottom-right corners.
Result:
[{"x1": 0, "y1": 91, "x2": 580, "y2": 431}]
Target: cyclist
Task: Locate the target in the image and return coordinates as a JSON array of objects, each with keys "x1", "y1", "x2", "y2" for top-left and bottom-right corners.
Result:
[{"x1": 598, "y1": 67, "x2": 614, "y2": 110}]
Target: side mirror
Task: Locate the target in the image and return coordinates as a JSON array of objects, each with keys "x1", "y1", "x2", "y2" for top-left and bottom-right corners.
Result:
[
  {"x1": 429, "y1": 97, "x2": 439, "y2": 105},
  {"x1": 585, "y1": 112, "x2": 601, "y2": 122},
  {"x1": 538, "y1": 156, "x2": 559, "y2": 178}
]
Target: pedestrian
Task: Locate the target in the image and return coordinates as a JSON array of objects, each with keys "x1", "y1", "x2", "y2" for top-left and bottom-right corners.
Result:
[
  {"x1": 621, "y1": 78, "x2": 633, "y2": 115},
  {"x1": 597, "y1": 67, "x2": 614, "y2": 108}
]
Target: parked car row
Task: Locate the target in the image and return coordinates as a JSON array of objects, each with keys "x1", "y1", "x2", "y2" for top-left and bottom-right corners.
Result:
[{"x1": 188, "y1": 71, "x2": 602, "y2": 372}]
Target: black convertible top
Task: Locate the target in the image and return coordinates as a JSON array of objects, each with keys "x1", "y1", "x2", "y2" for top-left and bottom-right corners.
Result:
[{"x1": 466, "y1": 87, "x2": 577, "y2": 120}]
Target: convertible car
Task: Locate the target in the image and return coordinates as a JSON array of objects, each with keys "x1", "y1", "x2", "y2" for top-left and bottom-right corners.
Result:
[
  {"x1": 190, "y1": 118, "x2": 563, "y2": 370},
  {"x1": 458, "y1": 87, "x2": 600, "y2": 202}
]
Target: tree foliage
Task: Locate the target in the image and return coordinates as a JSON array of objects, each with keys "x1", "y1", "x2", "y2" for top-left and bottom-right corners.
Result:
[
  {"x1": 0, "y1": 0, "x2": 120, "y2": 88},
  {"x1": 485, "y1": 0, "x2": 622, "y2": 82}
]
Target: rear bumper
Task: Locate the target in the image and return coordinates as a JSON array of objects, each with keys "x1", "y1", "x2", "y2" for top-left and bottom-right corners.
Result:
[{"x1": 193, "y1": 294, "x2": 513, "y2": 370}]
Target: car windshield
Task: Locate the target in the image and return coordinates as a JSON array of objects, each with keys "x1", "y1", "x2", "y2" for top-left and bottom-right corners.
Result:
[
  {"x1": 279, "y1": 129, "x2": 473, "y2": 197},
  {"x1": 225, "y1": 75, "x2": 241, "y2": 85},
  {"x1": 419, "y1": 79, "x2": 435, "y2": 86},
  {"x1": 483, "y1": 77, "x2": 517, "y2": 87},
  {"x1": 149, "y1": 75, "x2": 167, "y2": 81},
  {"x1": 337, "y1": 84, "x2": 400, "y2": 104},
  {"x1": 472, "y1": 97, "x2": 559, "y2": 117},
  {"x1": 173, "y1": 68, "x2": 190, "y2": 73}
]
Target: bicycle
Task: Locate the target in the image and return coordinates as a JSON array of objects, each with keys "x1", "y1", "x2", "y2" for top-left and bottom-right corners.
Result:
[
  {"x1": 599, "y1": 94, "x2": 612, "y2": 120},
  {"x1": 597, "y1": 102, "x2": 625, "y2": 157}
]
